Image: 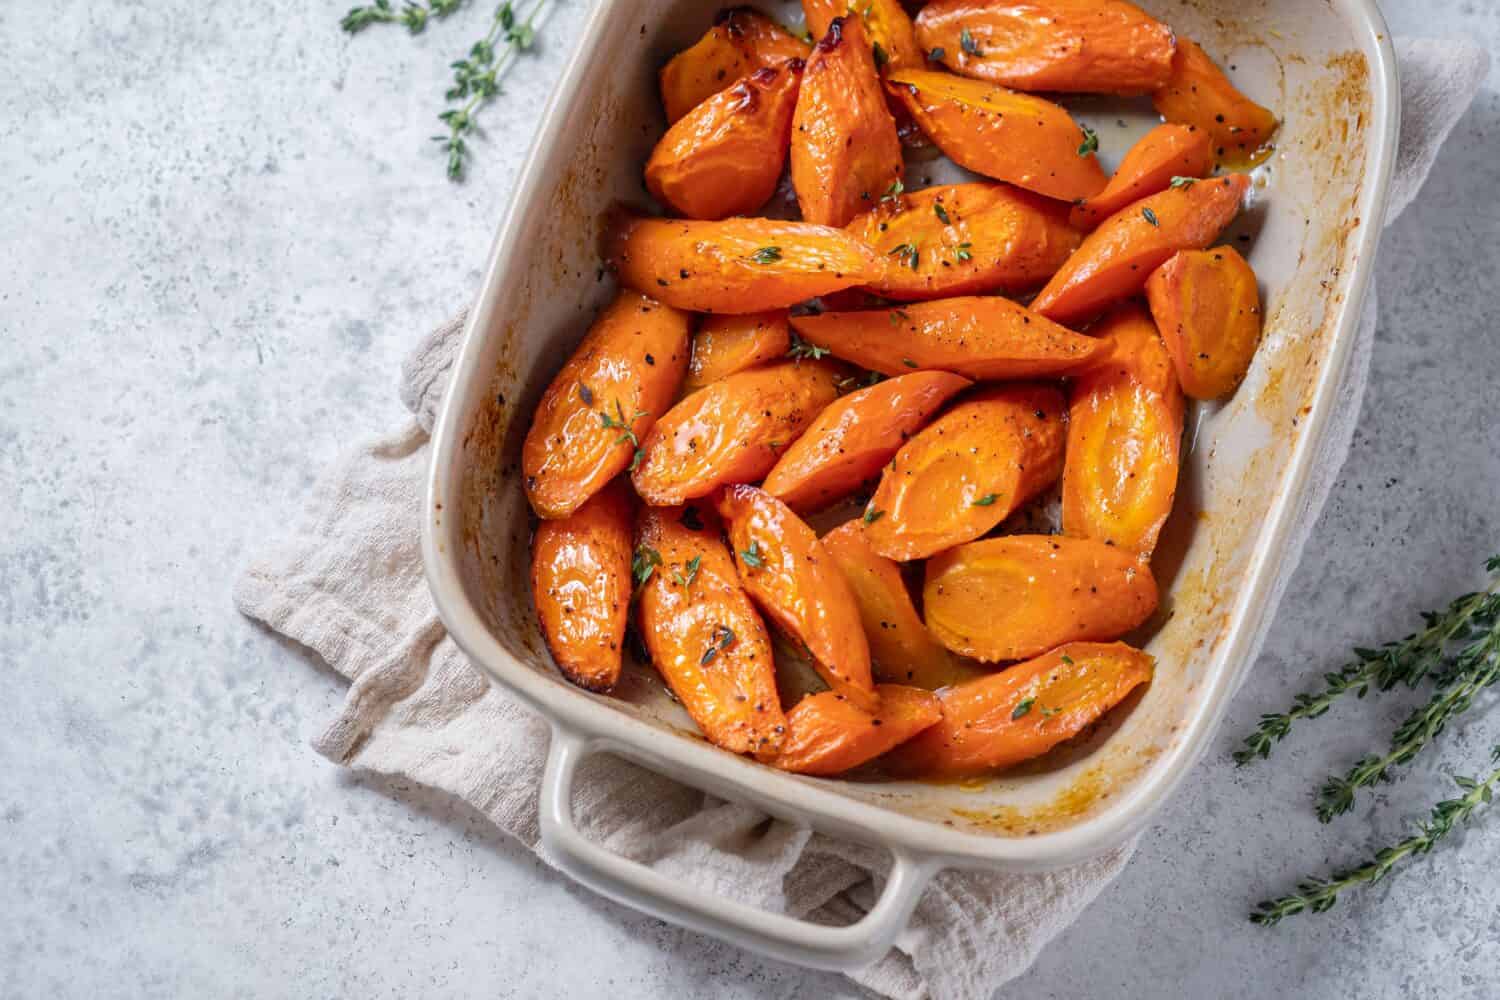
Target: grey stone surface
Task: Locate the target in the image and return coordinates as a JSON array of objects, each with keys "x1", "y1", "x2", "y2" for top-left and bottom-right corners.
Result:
[{"x1": 2, "y1": 0, "x2": 1498, "y2": 997}]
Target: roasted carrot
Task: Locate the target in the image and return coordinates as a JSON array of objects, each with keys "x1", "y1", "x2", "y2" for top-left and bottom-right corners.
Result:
[
  {"x1": 888, "y1": 642, "x2": 1154, "y2": 777},
  {"x1": 915, "y1": 0, "x2": 1175, "y2": 95},
  {"x1": 821, "y1": 521, "x2": 981, "y2": 690},
  {"x1": 772, "y1": 685, "x2": 942, "y2": 776},
  {"x1": 846, "y1": 182, "x2": 1082, "y2": 300},
  {"x1": 608, "y1": 216, "x2": 884, "y2": 314},
  {"x1": 717, "y1": 485, "x2": 877, "y2": 710},
  {"x1": 530, "y1": 480, "x2": 635, "y2": 692},
  {"x1": 1145, "y1": 246, "x2": 1264, "y2": 400},
  {"x1": 659, "y1": 7, "x2": 811, "y2": 124},
  {"x1": 1069, "y1": 123, "x2": 1214, "y2": 230},
  {"x1": 633, "y1": 360, "x2": 841, "y2": 505},
  {"x1": 761, "y1": 370, "x2": 970, "y2": 511},
  {"x1": 1031, "y1": 173, "x2": 1250, "y2": 327},
  {"x1": 683, "y1": 310, "x2": 792, "y2": 394},
  {"x1": 636, "y1": 503, "x2": 787, "y2": 754},
  {"x1": 1153, "y1": 38, "x2": 1278, "y2": 167},
  {"x1": 522, "y1": 291, "x2": 691, "y2": 519},
  {"x1": 1062, "y1": 303, "x2": 1183, "y2": 556},
  {"x1": 923, "y1": 535, "x2": 1158, "y2": 662},
  {"x1": 865, "y1": 384, "x2": 1066, "y2": 561},
  {"x1": 886, "y1": 69, "x2": 1106, "y2": 202},
  {"x1": 646, "y1": 61, "x2": 804, "y2": 221},
  {"x1": 790, "y1": 296, "x2": 1101, "y2": 380},
  {"x1": 802, "y1": 0, "x2": 923, "y2": 71},
  {"x1": 790, "y1": 17, "x2": 905, "y2": 227}
]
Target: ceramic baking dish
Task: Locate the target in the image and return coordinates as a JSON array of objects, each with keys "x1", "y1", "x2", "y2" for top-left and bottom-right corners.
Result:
[{"x1": 423, "y1": 0, "x2": 1398, "y2": 971}]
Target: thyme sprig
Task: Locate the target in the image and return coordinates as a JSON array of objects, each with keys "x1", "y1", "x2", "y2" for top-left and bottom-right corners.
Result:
[
  {"x1": 434, "y1": 0, "x2": 549, "y2": 180},
  {"x1": 342, "y1": 0, "x2": 466, "y2": 34},
  {"x1": 1252, "y1": 747, "x2": 1500, "y2": 925},
  {"x1": 1235, "y1": 561, "x2": 1500, "y2": 767}
]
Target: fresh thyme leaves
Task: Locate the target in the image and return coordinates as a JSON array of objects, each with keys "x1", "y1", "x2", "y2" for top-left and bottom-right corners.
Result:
[
  {"x1": 1077, "y1": 124, "x2": 1099, "y2": 157},
  {"x1": 1169, "y1": 175, "x2": 1198, "y2": 189},
  {"x1": 1252, "y1": 748, "x2": 1500, "y2": 926},
  {"x1": 901, "y1": 358, "x2": 919, "y2": 368},
  {"x1": 1060, "y1": 654, "x2": 1074, "y2": 665},
  {"x1": 342, "y1": 0, "x2": 466, "y2": 34},
  {"x1": 427, "y1": 0, "x2": 550, "y2": 180},
  {"x1": 741, "y1": 540, "x2": 764, "y2": 569},
  {"x1": 747, "y1": 245, "x2": 783, "y2": 264},
  {"x1": 971, "y1": 493, "x2": 998, "y2": 507},
  {"x1": 1234, "y1": 566, "x2": 1500, "y2": 767},
  {"x1": 933, "y1": 202, "x2": 951, "y2": 224},
  {"x1": 881, "y1": 179, "x2": 905, "y2": 204},
  {"x1": 1142, "y1": 207, "x2": 1160, "y2": 227},
  {"x1": 953, "y1": 242, "x2": 973, "y2": 262},
  {"x1": 632, "y1": 545, "x2": 662, "y2": 586},
  {"x1": 598, "y1": 399, "x2": 646, "y2": 470},
  {"x1": 701, "y1": 624, "x2": 737, "y2": 665},
  {"x1": 836, "y1": 370, "x2": 885, "y2": 392},
  {"x1": 960, "y1": 27, "x2": 982, "y2": 57},
  {"x1": 1041, "y1": 706, "x2": 1062, "y2": 719},
  {"x1": 787, "y1": 333, "x2": 831, "y2": 361},
  {"x1": 889, "y1": 242, "x2": 919, "y2": 270},
  {"x1": 1011, "y1": 697, "x2": 1035, "y2": 720},
  {"x1": 863, "y1": 507, "x2": 885, "y2": 525}
]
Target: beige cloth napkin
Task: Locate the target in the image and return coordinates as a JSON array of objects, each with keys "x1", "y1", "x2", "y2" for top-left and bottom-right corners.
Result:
[{"x1": 235, "y1": 40, "x2": 1486, "y2": 1000}]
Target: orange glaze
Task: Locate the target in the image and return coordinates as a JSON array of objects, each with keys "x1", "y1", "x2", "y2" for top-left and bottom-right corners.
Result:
[
  {"x1": 801, "y1": 0, "x2": 923, "y2": 71},
  {"x1": 1153, "y1": 38, "x2": 1278, "y2": 167},
  {"x1": 1145, "y1": 245, "x2": 1264, "y2": 400},
  {"x1": 659, "y1": 7, "x2": 811, "y2": 124},
  {"x1": 683, "y1": 311, "x2": 792, "y2": 394},
  {"x1": 1069, "y1": 123, "x2": 1214, "y2": 230},
  {"x1": 772, "y1": 684, "x2": 941, "y2": 775}
]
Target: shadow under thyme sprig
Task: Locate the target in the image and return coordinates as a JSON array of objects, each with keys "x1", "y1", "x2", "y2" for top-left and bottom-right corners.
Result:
[{"x1": 1238, "y1": 555, "x2": 1500, "y2": 923}]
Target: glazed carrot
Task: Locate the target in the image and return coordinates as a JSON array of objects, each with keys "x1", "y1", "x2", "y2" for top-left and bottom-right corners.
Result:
[
  {"x1": 821, "y1": 521, "x2": 981, "y2": 690},
  {"x1": 636, "y1": 504, "x2": 787, "y2": 755},
  {"x1": 522, "y1": 291, "x2": 691, "y2": 519},
  {"x1": 646, "y1": 61, "x2": 804, "y2": 221},
  {"x1": 633, "y1": 360, "x2": 841, "y2": 505},
  {"x1": 1069, "y1": 124, "x2": 1214, "y2": 230},
  {"x1": 1144, "y1": 246, "x2": 1264, "y2": 400},
  {"x1": 761, "y1": 370, "x2": 970, "y2": 511},
  {"x1": 865, "y1": 384, "x2": 1066, "y2": 561},
  {"x1": 886, "y1": 69, "x2": 1105, "y2": 202},
  {"x1": 608, "y1": 216, "x2": 884, "y2": 314},
  {"x1": 790, "y1": 296, "x2": 1101, "y2": 380},
  {"x1": 790, "y1": 17, "x2": 904, "y2": 227},
  {"x1": 923, "y1": 535, "x2": 1158, "y2": 662},
  {"x1": 772, "y1": 685, "x2": 942, "y2": 776},
  {"x1": 1154, "y1": 38, "x2": 1278, "y2": 167},
  {"x1": 659, "y1": 7, "x2": 811, "y2": 124},
  {"x1": 1031, "y1": 173, "x2": 1250, "y2": 327},
  {"x1": 888, "y1": 642, "x2": 1154, "y2": 777},
  {"x1": 802, "y1": 0, "x2": 923, "y2": 71},
  {"x1": 530, "y1": 480, "x2": 634, "y2": 692},
  {"x1": 1062, "y1": 303, "x2": 1184, "y2": 556},
  {"x1": 915, "y1": 0, "x2": 1175, "y2": 95},
  {"x1": 718, "y1": 485, "x2": 877, "y2": 711},
  {"x1": 683, "y1": 311, "x2": 791, "y2": 394},
  {"x1": 846, "y1": 182, "x2": 1082, "y2": 300}
]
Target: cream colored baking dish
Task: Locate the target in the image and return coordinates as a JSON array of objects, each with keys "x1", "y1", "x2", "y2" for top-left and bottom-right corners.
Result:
[{"x1": 424, "y1": 0, "x2": 1398, "y2": 970}]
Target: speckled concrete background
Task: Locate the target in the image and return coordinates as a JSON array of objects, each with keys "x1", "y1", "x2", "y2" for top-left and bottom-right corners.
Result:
[{"x1": 2, "y1": 1, "x2": 1498, "y2": 997}]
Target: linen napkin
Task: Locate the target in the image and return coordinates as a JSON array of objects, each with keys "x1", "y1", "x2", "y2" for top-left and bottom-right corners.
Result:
[{"x1": 235, "y1": 39, "x2": 1487, "y2": 1000}]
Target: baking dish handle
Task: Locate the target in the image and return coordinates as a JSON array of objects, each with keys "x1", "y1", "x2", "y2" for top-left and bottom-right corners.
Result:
[{"x1": 538, "y1": 724, "x2": 939, "y2": 972}]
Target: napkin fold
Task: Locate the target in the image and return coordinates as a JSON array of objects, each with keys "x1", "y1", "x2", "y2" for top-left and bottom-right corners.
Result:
[{"x1": 236, "y1": 39, "x2": 1487, "y2": 1000}]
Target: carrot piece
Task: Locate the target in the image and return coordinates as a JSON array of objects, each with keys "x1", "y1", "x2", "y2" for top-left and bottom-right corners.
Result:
[
  {"x1": 1031, "y1": 173, "x2": 1250, "y2": 327},
  {"x1": 865, "y1": 384, "x2": 1066, "y2": 561},
  {"x1": 762, "y1": 371, "x2": 971, "y2": 512},
  {"x1": 718, "y1": 485, "x2": 877, "y2": 711},
  {"x1": 886, "y1": 69, "x2": 1106, "y2": 202},
  {"x1": 1069, "y1": 123, "x2": 1214, "y2": 231},
  {"x1": 522, "y1": 291, "x2": 691, "y2": 519},
  {"x1": 636, "y1": 504, "x2": 787, "y2": 755},
  {"x1": 632, "y1": 360, "x2": 841, "y2": 505},
  {"x1": 923, "y1": 536, "x2": 1158, "y2": 662},
  {"x1": 1153, "y1": 38, "x2": 1278, "y2": 167},
  {"x1": 772, "y1": 685, "x2": 942, "y2": 776},
  {"x1": 646, "y1": 61, "x2": 804, "y2": 221},
  {"x1": 1145, "y1": 246, "x2": 1264, "y2": 400},
  {"x1": 790, "y1": 296, "x2": 1102, "y2": 380},
  {"x1": 607, "y1": 216, "x2": 884, "y2": 315},
  {"x1": 888, "y1": 642, "x2": 1154, "y2": 777},
  {"x1": 1061, "y1": 303, "x2": 1183, "y2": 556},
  {"x1": 683, "y1": 310, "x2": 792, "y2": 394},
  {"x1": 802, "y1": 0, "x2": 923, "y2": 71},
  {"x1": 790, "y1": 17, "x2": 905, "y2": 227},
  {"x1": 915, "y1": 0, "x2": 1175, "y2": 96},
  {"x1": 821, "y1": 521, "x2": 982, "y2": 690},
  {"x1": 846, "y1": 182, "x2": 1082, "y2": 300},
  {"x1": 659, "y1": 7, "x2": 811, "y2": 124},
  {"x1": 530, "y1": 480, "x2": 635, "y2": 692}
]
